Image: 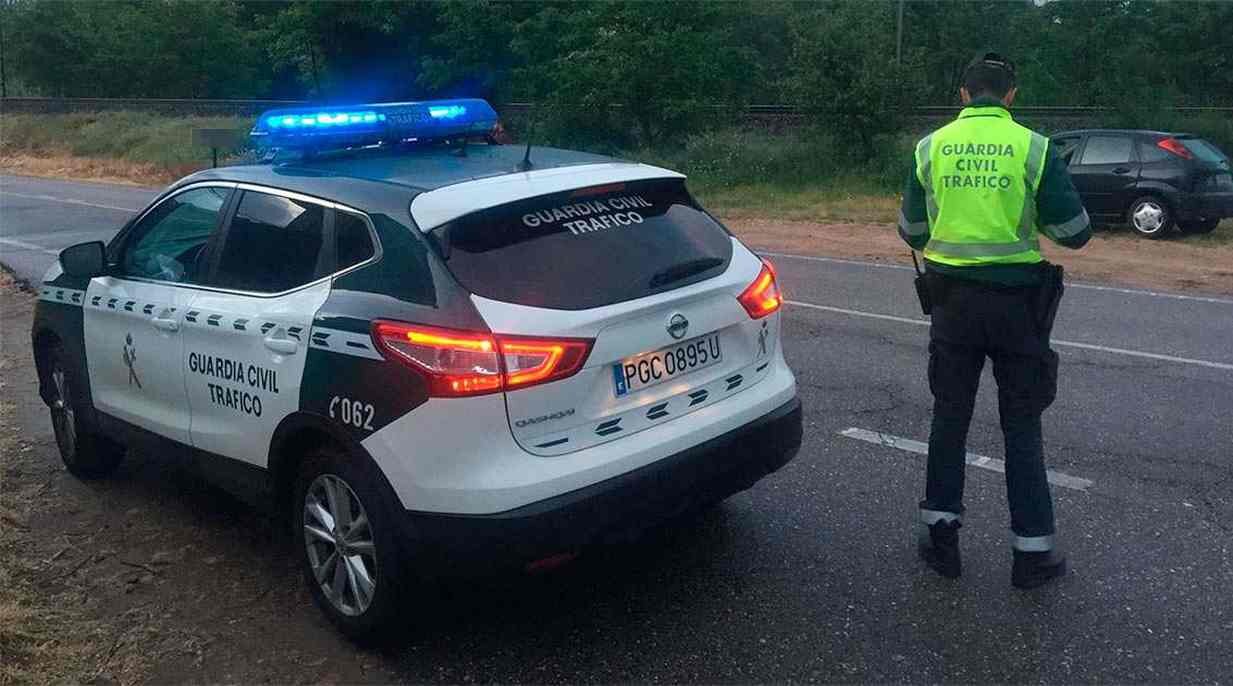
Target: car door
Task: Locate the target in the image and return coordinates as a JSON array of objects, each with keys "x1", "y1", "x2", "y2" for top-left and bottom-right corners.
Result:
[
  {"x1": 1068, "y1": 134, "x2": 1139, "y2": 219},
  {"x1": 182, "y1": 187, "x2": 338, "y2": 467},
  {"x1": 84, "y1": 184, "x2": 234, "y2": 444}
]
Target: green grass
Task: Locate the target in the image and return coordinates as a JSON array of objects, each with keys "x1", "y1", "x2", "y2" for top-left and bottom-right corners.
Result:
[{"x1": 1, "y1": 112, "x2": 253, "y2": 167}]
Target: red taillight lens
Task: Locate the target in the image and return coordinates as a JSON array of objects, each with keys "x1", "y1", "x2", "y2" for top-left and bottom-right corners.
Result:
[
  {"x1": 737, "y1": 261, "x2": 783, "y2": 319},
  {"x1": 499, "y1": 336, "x2": 592, "y2": 390},
  {"x1": 1157, "y1": 137, "x2": 1194, "y2": 160},
  {"x1": 372, "y1": 321, "x2": 593, "y2": 396},
  {"x1": 372, "y1": 322, "x2": 502, "y2": 396}
]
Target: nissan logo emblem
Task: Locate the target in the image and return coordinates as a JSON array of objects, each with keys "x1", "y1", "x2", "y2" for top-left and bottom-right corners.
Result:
[{"x1": 667, "y1": 313, "x2": 689, "y2": 340}]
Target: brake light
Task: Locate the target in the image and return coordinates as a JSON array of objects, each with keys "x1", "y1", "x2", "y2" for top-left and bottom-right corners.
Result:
[
  {"x1": 371, "y1": 321, "x2": 593, "y2": 396},
  {"x1": 737, "y1": 261, "x2": 783, "y2": 319},
  {"x1": 1157, "y1": 137, "x2": 1193, "y2": 160},
  {"x1": 500, "y1": 336, "x2": 592, "y2": 389}
]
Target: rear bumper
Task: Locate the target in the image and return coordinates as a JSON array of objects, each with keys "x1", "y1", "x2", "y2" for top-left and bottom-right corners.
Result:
[
  {"x1": 1176, "y1": 192, "x2": 1233, "y2": 221},
  {"x1": 396, "y1": 396, "x2": 802, "y2": 569}
]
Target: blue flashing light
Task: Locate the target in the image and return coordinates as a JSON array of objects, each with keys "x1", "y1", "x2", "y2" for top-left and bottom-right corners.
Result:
[
  {"x1": 429, "y1": 105, "x2": 467, "y2": 120},
  {"x1": 249, "y1": 99, "x2": 499, "y2": 152}
]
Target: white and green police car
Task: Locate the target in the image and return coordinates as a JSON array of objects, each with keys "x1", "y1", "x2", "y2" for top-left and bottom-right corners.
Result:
[{"x1": 31, "y1": 99, "x2": 802, "y2": 640}]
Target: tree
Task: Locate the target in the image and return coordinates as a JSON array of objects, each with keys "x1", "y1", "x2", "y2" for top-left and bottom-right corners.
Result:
[{"x1": 786, "y1": 1, "x2": 923, "y2": 158}]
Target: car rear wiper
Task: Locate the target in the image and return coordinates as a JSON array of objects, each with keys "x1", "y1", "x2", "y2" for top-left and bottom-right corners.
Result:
[{"x1": 648, "y1": 257, "x2": 724, "y2": 289}]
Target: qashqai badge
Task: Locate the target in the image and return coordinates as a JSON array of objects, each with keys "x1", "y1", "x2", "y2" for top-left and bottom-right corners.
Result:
[{"x1": 666, "y1": 313, "x2": 689, "y2": 340}]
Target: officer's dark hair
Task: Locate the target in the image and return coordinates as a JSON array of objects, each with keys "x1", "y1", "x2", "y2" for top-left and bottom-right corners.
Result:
[{"x1": 963, "y1": 52, "x2": 1016, "y2": 98}]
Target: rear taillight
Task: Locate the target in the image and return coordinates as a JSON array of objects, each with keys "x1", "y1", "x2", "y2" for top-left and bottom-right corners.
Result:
[
  {"x1": 371, "y1": 321, "x2": 593, "y2": 397},
  {"x1": 737, "y1": 261, "x2": 783, "y2": 319},
  {"x1": 1157, "y1": 137, "x2": 1194, "y2": 160}
]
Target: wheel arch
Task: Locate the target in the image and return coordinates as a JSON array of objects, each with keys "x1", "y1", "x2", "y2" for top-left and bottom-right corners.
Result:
[
  {"x1": 1124, "y1": 184, "x2": 1178, "y2": 219},
  {"x1": 267, "y1": 412, "x2": 396, "y2": 529}
]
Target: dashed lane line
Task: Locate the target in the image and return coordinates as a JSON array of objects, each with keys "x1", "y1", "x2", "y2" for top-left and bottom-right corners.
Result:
[
  {"x1": 787, "y1": 299, "x2": 1233, "y2": 372},
  {"x1": 0, "y1": 190, "x2": 139, "y2": 213},
  {"x1": 839, "y1": 427, "x2": 1094, "y2": 492},
  {"x1": 0, "y1": 237, "x2": 59, "y2": 256}
]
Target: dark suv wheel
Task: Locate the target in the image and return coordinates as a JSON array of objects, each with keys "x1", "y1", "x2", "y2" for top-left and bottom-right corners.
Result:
[{"x1": 1128, "y1": 196, "x2": 1175, "y2": 239}]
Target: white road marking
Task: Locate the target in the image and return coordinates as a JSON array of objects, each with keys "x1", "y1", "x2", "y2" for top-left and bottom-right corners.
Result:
[
  {"x1": 0, "y1": 190, "x2": 138, "y2": 213},
  {"x1": 787, "y1": 299, "x2": 1233, "y2": 372},
  {"x1": 0, "y1": 237, "x2": 59, "y2": 256},
  {"x1": 763, "y1": 250, "x2": 1233, "y2": 306},
  {"x1": 839, "y1": 427, "x2": 1094, "y2": 492},
  {"x1": 3, "y1": 229, "x2": 118, "y2": 244}
]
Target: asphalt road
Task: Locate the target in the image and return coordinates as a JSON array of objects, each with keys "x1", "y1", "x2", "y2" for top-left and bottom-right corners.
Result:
[{"x1": 3, "y1": 173, "x2": 1232, "y2": 682}]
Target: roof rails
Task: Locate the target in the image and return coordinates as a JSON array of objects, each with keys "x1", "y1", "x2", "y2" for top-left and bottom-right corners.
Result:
[{"x1": 249, "y1": 99, "x2": 499, "y2": 161}]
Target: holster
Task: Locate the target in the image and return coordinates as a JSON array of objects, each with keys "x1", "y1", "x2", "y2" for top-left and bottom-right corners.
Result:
[{"x1": 1035, "y1": 262, "x2": 1065, "y2": 338}]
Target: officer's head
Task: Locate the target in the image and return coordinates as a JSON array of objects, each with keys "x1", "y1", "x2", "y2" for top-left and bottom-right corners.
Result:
[{"x1": 960, "y1": 52, "x2": 1017, "y2": 107}]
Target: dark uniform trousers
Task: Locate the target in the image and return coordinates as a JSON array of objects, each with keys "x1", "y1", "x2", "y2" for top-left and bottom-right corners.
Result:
[{"x1": 923, "y1": 272, "x2": 1059, "y2": 540}]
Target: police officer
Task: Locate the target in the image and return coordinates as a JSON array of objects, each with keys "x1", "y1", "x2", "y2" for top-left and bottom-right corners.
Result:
[{"x1": 898, "y1": 52, "x2": 1091, "y2": 588}]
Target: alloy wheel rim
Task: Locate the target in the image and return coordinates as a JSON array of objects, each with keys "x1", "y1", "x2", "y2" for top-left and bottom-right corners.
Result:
[
  {"x1": 1133, "y1": 202, "x2": 1165, "y2": 233},
  {"x1": 303, "y1": 474, "x2": 377, "y2": 616},
  {"x1": 51, "y1": 366, "x2": 76, "y2": 459}
]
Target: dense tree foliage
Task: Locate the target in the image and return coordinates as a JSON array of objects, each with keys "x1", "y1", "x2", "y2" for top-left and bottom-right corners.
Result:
[{"x1": 2, "y1": 0, "x2": 1230, "y2": 147}]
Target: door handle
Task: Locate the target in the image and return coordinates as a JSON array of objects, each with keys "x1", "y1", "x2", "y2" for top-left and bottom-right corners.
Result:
[
  {"x1": 151, "y1": 316, "x2": 179, "y2": 332},
  {"x1": 263, "y1": 331, "x2": 298, "y2": 355},
  {"x1": 1112, "y1": 167, "x2": 1132, "y2": 174}
]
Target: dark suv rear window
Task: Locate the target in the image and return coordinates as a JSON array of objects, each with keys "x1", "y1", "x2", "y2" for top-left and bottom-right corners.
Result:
[
  {"x1": 433, "y1": 178, "x2": 733, "y2": 310},
  {"x1": 1180, "y1": 138, "x2": 1229, "y2": 164}
]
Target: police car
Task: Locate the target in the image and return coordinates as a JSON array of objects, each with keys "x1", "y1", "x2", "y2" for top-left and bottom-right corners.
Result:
[{"x1": 31, "y1": 99, "x2": 802, "y2": 640}]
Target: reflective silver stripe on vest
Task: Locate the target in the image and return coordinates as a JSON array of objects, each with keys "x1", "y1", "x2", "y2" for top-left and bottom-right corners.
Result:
[
  {"x1": 925, "y1": 237, "x2": 1040, "y2": 257},
  {"x1": 1016, "y1": 132, "x2": 1049, "y2": 241},
  {"x1": 898, "y1": 210, "x2": 929, "y2": 237},
  {"x1": 1012, "y1": 533, "x2": 1055, "y2": 552},
  {"x1": 920, "y1": 508, "x2": 961, "y2": 525},
  {"x1": 1041, "y1": 207, "x2": 1091, "y2": 239},
  {"x1": 916, "y1": 135, "x2": 938, "y2": 224}
]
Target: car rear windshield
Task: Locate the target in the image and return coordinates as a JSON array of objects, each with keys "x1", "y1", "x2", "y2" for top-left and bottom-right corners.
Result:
[
  {"x1": 1180, "y1": 138, "x2": 1229, "y2": 164},
  {"x1": 432, "y1": 178, "x2": 733, "y2": 310}
]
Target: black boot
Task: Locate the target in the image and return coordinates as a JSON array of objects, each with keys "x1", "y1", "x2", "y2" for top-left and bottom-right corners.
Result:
[
  {"x1": 918, "y1": 520, "x2": 961, "y2": 578},
  {"x1": 1012, "y1": 549, "x2": 1067, "y2": 589}
]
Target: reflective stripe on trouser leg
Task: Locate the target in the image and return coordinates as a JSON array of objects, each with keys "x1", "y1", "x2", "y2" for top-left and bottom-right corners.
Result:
[
  {"x1": 920, "y1": 508, "x2": 961, "y2": 525},
  {"x1": 1012, "y1": 533, "x2": 1055, "y2": 552}
]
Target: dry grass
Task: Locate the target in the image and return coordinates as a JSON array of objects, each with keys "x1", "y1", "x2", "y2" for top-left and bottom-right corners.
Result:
[{"x1": 0, "y1": 153, "x2": 184, "y2": 187}]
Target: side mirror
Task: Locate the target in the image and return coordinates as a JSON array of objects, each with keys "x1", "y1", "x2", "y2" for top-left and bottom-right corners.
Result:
[{"x1": 60, "y1": 241, "x2": 107, "y2": 279}]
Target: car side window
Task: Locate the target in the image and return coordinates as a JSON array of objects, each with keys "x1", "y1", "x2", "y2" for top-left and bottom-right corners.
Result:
[
  {"x1": 335, "y1": 211, "x2": 376, "y2": 270},
  {"x1": 118, "y1": 186, "x2": 229, "y2": 284},
  {"x1": 1079, "y1": 136, "x2": 1133, "y2": 165},
  {"x1": 1053, "y1": 136, "x2": 1082, "y2": 165},
  {"x1": 211, "y1": 191, "x2": 326, "y2": 293},
  {"x1": 1138, "y1": 140, "x2": 1172, "y2": 163}
]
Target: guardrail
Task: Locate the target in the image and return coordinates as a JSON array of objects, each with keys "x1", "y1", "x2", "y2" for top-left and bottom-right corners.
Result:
[{"x1": 4, "y1": 97, "x2": 1231, "y2": 119}]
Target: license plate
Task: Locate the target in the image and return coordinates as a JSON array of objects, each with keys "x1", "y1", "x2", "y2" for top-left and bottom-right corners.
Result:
[{"x1": 613, "y1": 333, "x2": 722, "y2": 397}]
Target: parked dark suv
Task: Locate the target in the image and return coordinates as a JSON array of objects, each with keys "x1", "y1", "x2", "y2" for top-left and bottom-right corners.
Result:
[{"x1": 1052, "y1": 129, "x2": 1232, "y2": 238}]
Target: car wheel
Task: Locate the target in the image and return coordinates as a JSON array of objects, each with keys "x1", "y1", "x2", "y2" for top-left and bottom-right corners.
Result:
[
  {"x1": 1127, "y1": 196, "x2": 1175, "y2": 239},
  {"x1": 47, "y1": 345, "x2": 125, "y2": 479},
  {"x1": 295, "y1": 445, "x2": 407, "y2": 644},
  {"x1": 1178, "y1": 218, "x2": 1220, "y2": 235}
]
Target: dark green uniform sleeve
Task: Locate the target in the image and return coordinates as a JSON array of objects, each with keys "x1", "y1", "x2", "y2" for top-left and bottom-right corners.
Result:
[
  {"x1": 899, "y1": 155, "x2": 930, "y2": 250},
  {"x1": 1036, "y1": 146, "x2": 1091, "y2": 249}
]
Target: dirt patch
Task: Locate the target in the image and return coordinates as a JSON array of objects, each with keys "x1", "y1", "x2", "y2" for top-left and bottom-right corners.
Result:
[
  {"x1": 723, "y1": 216, "x2": 1233, "y2": 296},
  {"x1": 0, "y1": 154, "x2": 187, "y2": 187}
]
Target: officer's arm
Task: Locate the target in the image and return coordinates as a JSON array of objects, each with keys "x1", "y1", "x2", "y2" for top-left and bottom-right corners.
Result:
[
  {"x1": 899, "y1": 157, "x2": 930, "y2": 250},
  {"x1": 1036, "y1": 145, "x2": 1091, "y2": 249}
]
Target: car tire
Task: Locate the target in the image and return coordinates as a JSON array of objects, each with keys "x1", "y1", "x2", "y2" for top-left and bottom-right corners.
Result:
[
  {"x1": 47, "y1": 345, "x2": 125, "y2": 479},
  {"x1": 1179, "y1": 218, "x2": 1220, "y2": 235},
  {"x1": 1127, "y1": 196, "x2": 1175, "y2": 239},
  {"x1": 294, "y1": 444, "x2": 408, "y2": 644}
]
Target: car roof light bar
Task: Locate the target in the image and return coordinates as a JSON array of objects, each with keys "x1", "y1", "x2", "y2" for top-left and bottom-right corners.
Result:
[{"x1": 249, "y1": 98, "x2": 499, "y2": 152}]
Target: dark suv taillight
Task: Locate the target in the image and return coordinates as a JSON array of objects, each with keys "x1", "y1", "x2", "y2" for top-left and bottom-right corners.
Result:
[
  {"x1": 371, "y1": 321, "x2": 593, "y2": 397},
  {"x1": 1157, "y1": 137, "x2": 1194, "y2": 160}
]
